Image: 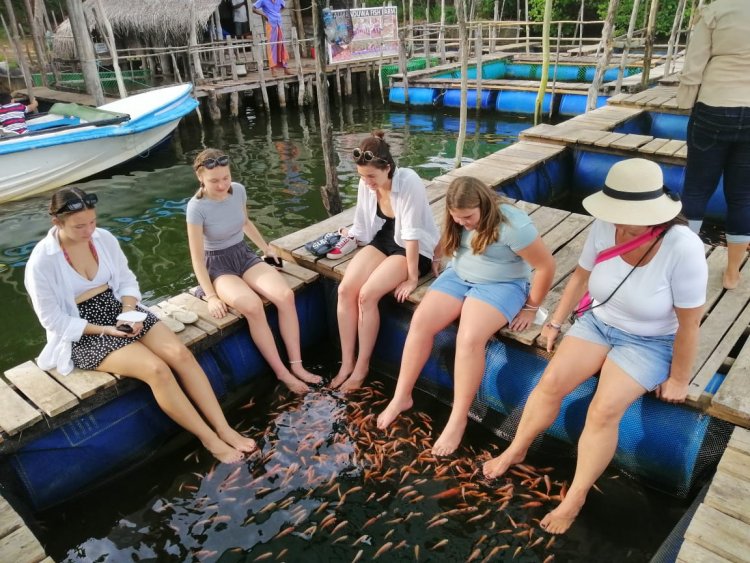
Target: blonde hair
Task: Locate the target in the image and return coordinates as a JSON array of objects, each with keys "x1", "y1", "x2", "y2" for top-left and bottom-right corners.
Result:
[
  {"x1": 441, "y1": 177, "x2": 508, "y2": 256},
  {"x1": 192, "y1": 148, "x2": 231, "y2": 199}
]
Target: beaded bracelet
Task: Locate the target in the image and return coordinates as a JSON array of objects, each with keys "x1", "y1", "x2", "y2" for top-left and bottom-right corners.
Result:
[{"x1": 546, "y1": 320, "x2": 562, "y2": 330}]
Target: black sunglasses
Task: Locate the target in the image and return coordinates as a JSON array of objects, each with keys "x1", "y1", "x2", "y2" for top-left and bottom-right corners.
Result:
[
  {"x1": 53, "y1": 193, "x2": 98, "y2": 215},
  {"x1": 198, "y1": 155, "x2": 230, "y2": 170},
  {"x1": 352, "y1": 148, "x2": 388, "y2": 164}
]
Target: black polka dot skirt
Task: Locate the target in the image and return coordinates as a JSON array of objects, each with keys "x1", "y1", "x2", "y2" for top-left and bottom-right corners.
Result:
[{"x1": 71, "y1": 288, "x2": 159, "y2": 370}]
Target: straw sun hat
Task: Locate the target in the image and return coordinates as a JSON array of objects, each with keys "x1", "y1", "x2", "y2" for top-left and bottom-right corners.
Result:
[{"x1": 582, "y1": 158, "x2": 682, "y2": 226}]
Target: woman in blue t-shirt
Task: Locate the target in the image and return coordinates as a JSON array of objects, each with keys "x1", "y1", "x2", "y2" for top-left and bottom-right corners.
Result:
[
  {"x1": 377, "y1": 177, "x2": 555, "y2": 456},
  {"x1": 186, "y1": 148, "x2": 320, "y2": 393}
]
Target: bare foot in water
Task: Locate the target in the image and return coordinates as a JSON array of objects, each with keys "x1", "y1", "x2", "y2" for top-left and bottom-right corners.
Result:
[
  {"x1": 376, "y1": 396, "x2": 414, "y2": 430},
  {"x1": 432, "y1": 418, "x2": 467, "y2": 456},
  {"x1": 339, "y1": 371, "x2": 367, "y2": 392},
  {"x1": 723, "y1": 268, "x2": 741, "y2": 290},
  {"x1": 204, "y1": 437, "x2": 244, "y2": 464},
  {"x1": 277, "y1": 371, "x2": 310, "y2": 394},
  {"x1": 329, "y1": 364, "x2": 354, "y2": 389},
  {"x1": 218, "y1": 427, "x2": 258, "y2": 454},
  {"x1": 540, "y1": 491, "x2": 585, "y2": 534},
  {"x1": 482, "y1": 447, "x2": 527, "y2": 479},
  {"x1": 290, "y1": 363, "x2": 322, "y2": 385}
]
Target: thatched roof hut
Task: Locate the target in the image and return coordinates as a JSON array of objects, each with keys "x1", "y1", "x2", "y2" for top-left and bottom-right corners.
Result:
[{"x1": 53, "y1": 0, "x2": 224, "y2": 59}]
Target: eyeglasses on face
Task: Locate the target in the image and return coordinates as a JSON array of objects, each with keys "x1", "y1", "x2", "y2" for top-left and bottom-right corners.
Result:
[
  {"x1": 352, "y1": 148, "x2": 388, "y2": 164},
  {"x1": 198, "y1": 155, "x2": 230, "y2": 170},
  {"x1": 54, "y1": 193, "x2": 98, "y2": 215}
]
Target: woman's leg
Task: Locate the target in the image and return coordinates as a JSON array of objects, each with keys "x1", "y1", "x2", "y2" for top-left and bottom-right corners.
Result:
[
  {"x1": 339, "y1": 254, "x2": 409, "y2": 391},
  {"x1": 331, "y1": 247, "x2": 386, "y2": 387},
  {"x1": 432, "y1": 298, "x2": 509, "y2": 456},
  {"x1": 483, "y1": 336, "x2": 609, "y2": 478},
  {"x1": 98, "y1": 341, "x2": 243, "y2": 464},
  {"x1": 540, "y1": 358, "x2": 647, "y2": 534},
  {"x1": 214, "y1": 274, "x2": 308, "y2": 394},
  {"x1": 138, "y1": 322, "x2": 256, "y2": 453},
  {"x1": 377, "y1": 290, "x2": 463, "y2": 429},
  {"x1": 722, "y1": 140, "x2": 750, "y2": 289},
  {"x1": 244, "y1": 263, "x2": 321, "y2": 384}
]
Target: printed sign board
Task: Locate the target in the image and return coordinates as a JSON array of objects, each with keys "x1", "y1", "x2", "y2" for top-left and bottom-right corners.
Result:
[{"x1": 324, "y1": 6, "x2": 400, "y2": 64}]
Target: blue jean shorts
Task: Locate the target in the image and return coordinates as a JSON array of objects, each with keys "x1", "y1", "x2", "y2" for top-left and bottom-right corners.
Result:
[
  {"x1": 565, "y1": 311, "x2": 675, "y2": 391},
  {"x1": 429, "y1": 266, "x2": 529, "y2": 323}
]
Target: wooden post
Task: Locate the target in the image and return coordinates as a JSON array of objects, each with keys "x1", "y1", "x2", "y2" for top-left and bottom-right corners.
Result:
[
  {"x1": 454, "y1": 0, "x2": 468, "y2": 169},
  {"x1": 213, "y1": 10, "x2": 226, "y2": 79},
  {"x1": 474, "y1": 22, "x2": 482, "y2": 110},
  {"x1": 424, "y1": 0, "x2": 431, "y2": 68},
  {"x1": 170, "y1": 50, "x2": 183, "y2": 83},
  {"x1": 311, "y1": 0, "x2": 342, "y2": 215},
  {"x1": 277, "y1": 79, "x2": 287, "y2": 108},
  {"x1": 587, "y1": 0, "x2": 620, "y2": 111},
  {"x1": 549, "y1": 21, "x2": 562, "y2": 119},
  {"x1": 207, "y1": 89, "x2": 222, "y2": 121},
  {"x1": 615, "y1": 0, "x2": 641, "y2": 94},
  {"x1": 290, "y1": 0, "x2": 307, "y2": 57},
  {"x1": 490, "y1": 0, "x2": 498, "y2": 53},
  {"x1": 1, "y1": 2, "x2": 36, "y2": 104},
  {"x1": 641, "y1": 0, "x2": 660, "y2": 88},
  {"x1": 92, "y1": 0, "x2": 127, "y2": 98},
  {"x1": 439, "y1": 0, "x2": 446, "y2": 63},
  {"x1": 22, "y1": 0, "x2": 48, "y2": 87},
  {"x1": 189, "y1": 0, "x2": 205, "y2": 81},
  {"x1": 252, "y1": 36, "x2": 271, "y2": 111},
  {"x1": 535, "y1": 0, "x2": 552, "y2": 125},
  {"x1": 524, "y1": 0, "x2": 530, "y2": 54},
  {"x1": 377, "y1": 7, "x2": 386, "y2": 103},
  {"x1": 345, "y1": 66, "x2": 352, "y2": 96},
  {"x1": 227, "y1": 37, "x2": 240, "y2": 115},
  {"x1": 665, "y1": 0, "x2": 688, "y2": 77},
  {"x1": 409, "y1": 0, "x2": 414, "y2": 54},
  {"x1": 291, "y1": 27, "x2": 306, "y2": 106},
  {"x1": 398, "y1": 28, "x2": 409, "y2": 106}
]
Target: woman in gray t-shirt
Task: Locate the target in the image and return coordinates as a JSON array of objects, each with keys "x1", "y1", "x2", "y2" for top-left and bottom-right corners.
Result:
[{"x1": 186, "y1": 148, "x2": 320, "y2": 393}]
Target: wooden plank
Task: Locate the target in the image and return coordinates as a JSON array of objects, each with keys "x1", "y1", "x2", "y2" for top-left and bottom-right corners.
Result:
[
  {"x1": 271, "y1": 206, "x2": 356, "y2": 256},
  {"x1": 728, "y1": 426, "x2": 750, "y2": 455},
  {"x1": 0, "y1": 525, "x2": 46, "y2": 563},
  {"x1": 674, "y1": 143, "x2": 689, "y2": 159},
  {"x1": 167, "y1": 293, "x2": 240, "y2": 330},
  {"x1": 717, "y1": 447, "x2": 750, "y2": 484},
  {"x1": 609, "y1": 134, "x2": 654, "y2": 150},
  {"x1": 654, "y1": 139, "x2": 686, "y2": 157},
  {"x1": 527, "y1": 206, "x2": 570, "y2": 236},
  {"x1": 175, "y1": 323, "x2": 209, "y2": 348},
  {"x1": 704, "y1": 247, "x2": 729, "y2": 313},
  {"x1": 539, "y1": 213, "x2": 593, "y2": 253},
  {"x1": 638, "y1": 138, "x2": 671, "y2": 154},
  {"x1": 704, "y1": 470, "x2": 750, "y2": 525},
  {"x1": 444, "y1": 161, "x2": 520, "y2": 188},
  {"x1": 0, "y1": 496, "x2": 23, "y2": 537},
  {"x1": 47, "y1": 366, "x2": 117, "y2": 400},
  {"x1": 279, "y1": 270, "x2": 305, "y2": 293},
  {"x1": 684, "y1": 503, "x2": 750, "y2": 563},
  {"x1": 593, "y1": 132, "x2": 627, "y2": 148},
  {"x1": 711, "y1": 332, "x2": 750, "y2": 427},
  {"x1": 677, "y1": 540, "x2": 733, "y2": 563},
  {"x1": 274, "y1": 260, "x2": 319, "y2": 284},
  {"x1": 4, "y1": 361, "x2": 78, "y2": 417},
  {"x1": 569, "y1": 129, "x2": 612, "y2": 145}
]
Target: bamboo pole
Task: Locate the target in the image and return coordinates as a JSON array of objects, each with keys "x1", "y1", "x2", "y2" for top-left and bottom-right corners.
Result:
[
  {"x1": 490, "y1": 0, "x2": 498, "y2": 52},
  {"x1": 289, "y1": 0, "x2": 307, "y2": 57},
  {"x1": 398, "y1": 28, "x2": 409, "y2": 106},
  {"x1": 524, "y1": 0, "x2": 530, "y2": 53},
  {"x1": 92, "y1": 0, "x2": 127, "y2": 98},
  {"x1": 587, "y1": 0, "x2": 620, "y2": 111},
  {"x1": 291, "y1": 27, "x2": 306, "y2": 106},
  {"x1": 252, "y1": 35, "x2": 270, "y2": 111},
  {"x1": 474, "y1": 22, "x2": 482, "y2": 110},
  {"x1": 641, "y1": 0, "x2": 660, "y2": 88},
  {"x1": 188, "y1": 0, "x2": 204, "y2": 81},
  {"x1": 227, "y1": 37, "x2": 240, "y2": 115},
  {"x1": 548, "y1": 20, "x2": 562, "y2": 119},
  {"x1": 66, "y1": 0, "x2": 105, "y2": 105},
  {"x1": 534, "y1": 0, "x2": 552, "y2": 125},
  {"x1": 1, "y1": 1, "x2": 36, "y2": 104},
  {"x1": 22, "y1": 0, "x2": 48, "y2": 87},
  {"x1": 424, "y1": 0, "x2": 430, "y2": 67},
  {"x1": 664, "y1": 0, "x2": 688, "y2": 76},
  {"x1": 454, "y1": 0, "x2": 468, "y2": 169},
  {"x1": 311, "y1": 0, "x2": 341, "y2": 215},
  {"x1": 438, "y1": 0, "x2": 446, "y2": 63},
  {"x1": 409, "y1": 0, "x2": 414, "y2": 52},
  {"x1": 615, "y1": 0, "x2": 641, "y2": 94}
]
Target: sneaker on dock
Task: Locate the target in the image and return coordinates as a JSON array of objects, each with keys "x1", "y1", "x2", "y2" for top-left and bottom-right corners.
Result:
[{"x1": 326, "y1": 236, "x2": 357, "y2": 259}]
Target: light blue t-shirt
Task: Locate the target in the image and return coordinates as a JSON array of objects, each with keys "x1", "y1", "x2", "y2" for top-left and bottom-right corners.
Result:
[
  {"x1": 452, "y1": 203, "x2": 537, "y2": 284},
  {"x1": 186, "y1": 182, "x2": 247, "y2": 251}
]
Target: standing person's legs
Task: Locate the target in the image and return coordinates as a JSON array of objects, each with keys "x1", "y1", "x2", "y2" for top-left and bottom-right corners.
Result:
[
  {"x1": 332, "y1": 247, "x2": 386, "y2": 386},
  {"x1": 339, "y1": 254, "x2": 410, "y2": 391},
  {"x1": 138, "y1": 323, "x2": 257, "y2": 453},
  {"x1": 721, "y1": 137, "x2": 750, "y2": 289},
  {"x1": 245, "y1": 263, "x2": 321, "y2": 384},
  {"x1": 214, "y1": 274, "x2": 308, "y2": 394},
  {"x1": 377, "y1": 289, "x2": 464, "y2": 429},
  {"x1": 98, "y1": 341, "x2": 244, "y2": 463},
  {"x1": 540, "y1": 359, "x2": 647, "y2": 534}
]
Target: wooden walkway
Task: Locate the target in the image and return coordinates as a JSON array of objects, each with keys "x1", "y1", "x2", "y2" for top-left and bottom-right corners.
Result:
[
  {"x1": 678, "y1": 426, "x2": 750, "y2": 563},
  {"x1": 0, "y1": 495, "x2": 49, "y2": 562}
]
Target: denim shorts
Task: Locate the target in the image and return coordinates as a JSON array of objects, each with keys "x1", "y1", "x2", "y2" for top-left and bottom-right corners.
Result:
[
  {"x1": 429, "y1": 266, "x2": 529, "y2": 323},
  {"x1": 565, "y1": 311, "x2": 675, "y2": 391}
]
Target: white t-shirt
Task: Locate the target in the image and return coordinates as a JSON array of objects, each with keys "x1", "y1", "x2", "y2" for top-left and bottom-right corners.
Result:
[{"x1": 580, "y1": 221, "x2": 707, "y2": 336}]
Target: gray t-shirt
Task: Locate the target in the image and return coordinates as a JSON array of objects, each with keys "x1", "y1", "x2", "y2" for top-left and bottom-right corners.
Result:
[{"x1": 186, "y1": 182, "x2": 247, "y2": 251}]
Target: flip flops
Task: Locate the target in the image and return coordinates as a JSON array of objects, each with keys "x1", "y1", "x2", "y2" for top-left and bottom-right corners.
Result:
[
  {"x1": 160, "y1": 302, "x2": 199, "y2": 324},
  {"x1": 304, "y1": 231, "x2": 342, "y2": 257}
]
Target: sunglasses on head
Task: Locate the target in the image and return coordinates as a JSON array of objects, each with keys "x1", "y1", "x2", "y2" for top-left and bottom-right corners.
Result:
[
  {"x1": 352, "y1": 148, "x2": 388, "y2": 164},
  {"x1": 198, "y1": 155, "x2": 230, "y2": 170},
  {"x1": 53, "y1": 193, "x2": 98, "y2": 215}
]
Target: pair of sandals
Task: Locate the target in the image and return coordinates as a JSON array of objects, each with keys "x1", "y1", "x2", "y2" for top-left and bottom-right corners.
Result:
[{"x1": 156, "y1": 302, "x2": 199, "y2": 333}]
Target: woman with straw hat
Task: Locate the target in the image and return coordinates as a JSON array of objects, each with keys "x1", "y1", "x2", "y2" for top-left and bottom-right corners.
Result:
[{"x1": 483, "y1": 158, "x2": 708, "y2": 535}]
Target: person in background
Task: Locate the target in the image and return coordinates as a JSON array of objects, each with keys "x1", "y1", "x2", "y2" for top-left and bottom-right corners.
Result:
[
  {"x1": 377, "y1": 176, "x2": 555, "y2": 456},
  {"x1": 331, "y1": 131, "x2": 440, "y2": 392},
  {"x1": 25, "y1": 187, "x2": 256, "y2": 464},
  {"x1": 253, "y1": 0, "x2": 292, "y2": 75},
  {"x1": 483, "y1": 159, "x2": 707, "y2": 534},
  {"x1": 186, "y1": 148, "x2": 320, "y2": 394},
  {"x1": 677, "y1": 0, "x2": 750, "y2": 289},
  {"x1": 232, "y1": 0, "x2": 251, "y2": 38},
  {"x1": 0, "y1": 92, "x2": 38, "y2": 135}
]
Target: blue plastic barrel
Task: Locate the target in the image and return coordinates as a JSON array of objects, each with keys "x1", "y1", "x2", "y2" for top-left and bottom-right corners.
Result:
[
  {"x1": 388, "y1": 87, "x2": 438, "y2": 106},
  {"x1": 444, "y1": 89, "x2": 498, "y2": 109},
  {"x1": 496, "y1": 90, "x2": 555, "y2": 115},
  {"x1": 558, "y1": 94, "x2": 608, "y2": 116},
  {"x1": 481, "y1": 60, "x2": 507, "y2": 79},
  {"x1": 650, "y1": 112, "x2": 689, "y2": 140}
]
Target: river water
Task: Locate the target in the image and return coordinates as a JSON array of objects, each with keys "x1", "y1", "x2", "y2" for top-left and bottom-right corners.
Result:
[{"x1": 0, "y1": 101, "x2": 529, "y2": 375}]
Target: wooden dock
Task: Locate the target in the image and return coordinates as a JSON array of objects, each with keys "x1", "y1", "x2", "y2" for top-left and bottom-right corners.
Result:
[{"x1": 0, "y1": 495, "x2": 49, "y2": 562}]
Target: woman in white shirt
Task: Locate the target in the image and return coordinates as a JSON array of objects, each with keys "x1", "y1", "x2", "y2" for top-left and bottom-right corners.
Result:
[
  {"x1": 330, "y1": 131, "x2": 440, "y2": 391},
  {"x1": 25, "y1": 187, "x2": 257, "y2": 464},
  {"x1": 483, "y1": 159, "x2": 707, "y2": 534}
]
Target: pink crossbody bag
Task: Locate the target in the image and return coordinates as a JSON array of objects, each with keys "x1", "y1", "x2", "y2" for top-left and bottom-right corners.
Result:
[{"x1": 573, "y1": 226, "x2": 667, "y2": 318}]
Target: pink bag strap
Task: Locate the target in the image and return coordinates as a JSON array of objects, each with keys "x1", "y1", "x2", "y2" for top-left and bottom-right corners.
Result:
[{"x1": 594, "y1": 226, "x2": 666, "y2": 265}]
